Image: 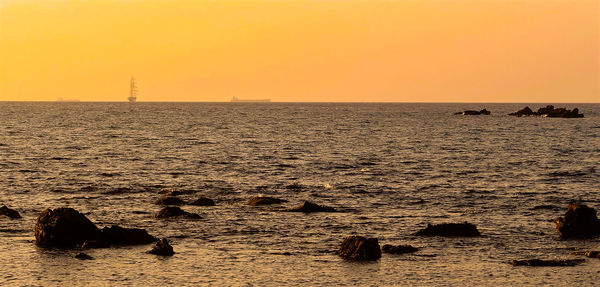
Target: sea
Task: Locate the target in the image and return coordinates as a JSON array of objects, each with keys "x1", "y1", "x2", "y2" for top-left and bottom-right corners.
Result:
[{"x1": 1, "y1": 102, "x2": 599, "y2": 286}]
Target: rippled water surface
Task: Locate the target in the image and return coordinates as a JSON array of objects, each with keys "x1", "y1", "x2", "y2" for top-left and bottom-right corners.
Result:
[{"x1": 1, "y1": 102, "x2": 599, "y2": 286}]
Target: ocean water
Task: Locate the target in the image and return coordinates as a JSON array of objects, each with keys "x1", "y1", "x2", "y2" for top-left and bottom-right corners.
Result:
[{"x1": 0, "y1": 102, "x2": 599, "y2": 286}]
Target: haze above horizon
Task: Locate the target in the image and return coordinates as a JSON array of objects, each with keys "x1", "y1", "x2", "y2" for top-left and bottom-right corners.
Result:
[{"x1": 1, "y1": 0, "x2": 598, "y2": 103}]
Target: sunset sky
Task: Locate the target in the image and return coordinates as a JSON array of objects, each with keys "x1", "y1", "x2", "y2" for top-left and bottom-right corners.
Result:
[{"x1": 0, "y1": 0, "x2": 598, "y2": 102}]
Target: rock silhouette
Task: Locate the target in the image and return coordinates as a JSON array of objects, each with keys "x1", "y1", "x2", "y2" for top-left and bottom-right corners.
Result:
[
  {"x1": 75, "y1": 253, "x2": 94, "y2": 260},
  {"x1": 415, "y1": 222, "x2": 480, "y2": 237},
  {"x1": 148, "y1": 238, "x2": 175, "y2": 256},
  {"x1": 555, "y1": 203, "x2": 600, "y2": 239},
  {"x1": 381, "y1": 244, "x2": 419, "y2": 254},
  {"x1": 154, "y1": 196, "x2": 185, "y2": 206},
  {"x1": 190, "y1": 197, "x2": 215, "y2": 206},
  {"x1": 509, "y1": 105, "x2": 583, "y2": 118},
  {"x1": 155, "y1": 207, "x2": 201, "y2": 219},
  {"x1": 34, "y1": 208, "x2": 102, "y2": 248},
  {"x1": 455, "y1": 109, "x2": 491, "y2": 115},
  {"x1": 248, "y1": 196, "x2": 287, "y2": 206},
  {"x1": 337, "y1": 236, "x2": 381, "y2": 260},
  {"x1": 0, "y1": 206, "x2": 21, "y2": 219},
  {"x1": 511, "y1": 259, "x2": 584, "y2": 267},
  {"x1": 101, "y1": 225, "x2": 157, "y2": 245},
  {"x1": 287, "y1": 201, "x2": 336, "y2": 213}
]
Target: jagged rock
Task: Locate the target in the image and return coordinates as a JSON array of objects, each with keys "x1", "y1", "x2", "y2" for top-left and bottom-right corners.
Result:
[
  {"x1": 100, "y1": 225, "x2": 157, "y2": 245},
  {"x1": 248, "y1": 196, "x2": 287, "y2": 206},
  {"x1": 0, "y1": 206, "x2": 21, "y2": 219},
  {"x1": 511, "y1": 259, "x2": 585, "y2": 267},
  {"x1": 34, "y1": 208, "x2": 101, "y2": 248},
  {"x1": 155, "y1": 207, "x2": 201, "y2": 219},
  {"x1": 381, "y1": 244, "x2": 419, "y2": 254},
  {"x1": 148, "y1": 238, "x2": 175, "y2": 256},
  {"x1": 82, "y1": 239, "x2": 109, "y2": 249},
  {"x1": 555, "y1": 203, "x2": 600, "y2": 239},
  {"x1": 337, "y1": 236, "x2": 381, "y2": 260},
  {"x1": 415, "y1": 222, "x2": 480, "y2": 237},
  {"x1": 287, "y1": 201, "x2": 336, "y2": 213},
  {"x1": 190, "y1": 197, "x2": 215, "y2": 206},
  {"x1": 75, "y1": 252, "x2": 94, "y2": 260},
  {"x1": 154, "y1": 196, "x2": 184, "y2": 206}
]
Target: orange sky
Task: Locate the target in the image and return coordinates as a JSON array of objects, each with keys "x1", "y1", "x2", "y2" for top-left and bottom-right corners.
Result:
[{"x1": 0, "y1": 0, "x2": 598, "y2": 102}]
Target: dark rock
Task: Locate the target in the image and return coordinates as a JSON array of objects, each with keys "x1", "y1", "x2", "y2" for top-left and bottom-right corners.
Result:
[
  {"x1": 81, "y1": 239, "x2": 109, "y2": 249},
  {"x1": 585, "y1": 251, "x2": 600, "y2": 258},
  {"x1": 381, "y1": 244, "x2": 419, "y2": 254},
  {"x1": 508, "y1": 106, "x2": 535, "y2": 117},
  {"x1": 34, "y1": 208, "x2": 102, "y2": 248},
  {"x1": 555, "y1": 203, "x2": 600, "y2": 239},
  {"x1": 287, "y1": 201, "x2": 336, "y2": 213},
  {"x1": 511, "y1": 259, "x2": 585, "y2": 267},
  {"x1": 0, "y1": 206, "x2": 21, "y2": 219},
  {"x1": 148, "y1": 238, "x2": 174, "y2": 256},
  {"x1": 190, "y1": 197, "x2": 215, "y2": 206},
  {"x1": 75, "y1": 252, "x2": 94, "y2": 260},
  {"x1": 458, "y1": 109, "x2": 490, "y2": 116},
  {"x1": 100, "y1": 225, "x2": 157, "y2": 245},
  {"x1": 337, "y1": 236, "x2": 381, "y2": 260},
  {"x1": 509, "y1": 105, "x2": 584, "y2": 118},
  {"x1": 154, "y1": 196, "x2": 184, "y2": 206},
  {"x1": 248, "y1": 196, "x2": 287, "y2": 206},
  {"x1": 415, "y1": 222, "x2": 481, "y2": 237},
  {"x1": 155, "y1": 207, "x2": 201, "y2": 219}
]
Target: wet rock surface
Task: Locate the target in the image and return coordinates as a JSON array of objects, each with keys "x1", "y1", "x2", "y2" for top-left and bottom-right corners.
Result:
[
  {"x1": 287, "y1": 201, "x2": 336, "y2": 213},
  {"x1": 555, "y1": 203, "x2": 600, "y2": 239},
  {"x1": 248, "y1": 196, "x2": 287, "y2": 206},
  {"x1": 511, "y1": 259, "x2": 585, "y2": 267},
  {"x1": 154, "y1": 196, "x2": 185, "y2": 206},
  {"x1": 415, "y1": 222, "x2": 480, "y2": 237},
  {"x1": 190, "y1": 197, "x2": 215, "y2": 206},
  {"x1": 34, "y1": 208, "x2": 102, "y2": 248},
  {"x1": 337, "y1": 236, "x2": 381, "y2": 261},
  {"x1": 0, "y1": 206, "x2": 21, "y2": 219},
  {"x1": 381, "y1": 244, "x2": 419, "y2": 254},
  {"x1": 148, "y1": 238, "x2": 175, "y2": 256},
  {"x1": 100, "y1": 225, "x2": 157, "y2": 245},
  {"x1": 155, "y1": 207, "x2": 201, "y2": 219}
]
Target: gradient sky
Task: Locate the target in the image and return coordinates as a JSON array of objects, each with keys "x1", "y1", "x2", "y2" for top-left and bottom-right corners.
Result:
[{"x1": 0, "y1": 0, "x2": 598, "y2": 102}]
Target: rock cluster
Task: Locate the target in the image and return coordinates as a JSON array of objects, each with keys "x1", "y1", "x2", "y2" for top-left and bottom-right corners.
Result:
[
  {"x1": 555, "y1": 203, "x2": 600, "y2": 239},
  {"x1": 415, "y1": 222, "x2": 480, "y2": 237},
  {"x1": 509, "y1": 105, "x2": 584, "y2": 118},
  {"x1": 337, "y1": 236, "x2": 381, "y2": 260}
]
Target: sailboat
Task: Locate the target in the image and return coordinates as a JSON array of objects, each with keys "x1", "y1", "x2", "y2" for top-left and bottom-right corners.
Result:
[{"x1": 128, "y1": 76, "x2": 137, "y2": 103}]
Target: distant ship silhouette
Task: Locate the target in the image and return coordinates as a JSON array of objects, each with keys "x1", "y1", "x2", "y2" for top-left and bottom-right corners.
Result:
[
  {"x1": 128, "y1": 76, "x2": 137, "y2": 103},
  {"x1": 230, "y1": 96, "x2": 270, "y2": 103}
]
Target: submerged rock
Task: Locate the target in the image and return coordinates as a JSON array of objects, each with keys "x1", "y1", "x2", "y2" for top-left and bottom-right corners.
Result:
[
  {"x1": 555, "y1": 203, "x2": 600, "y2": 239},
  {"x1": 100, "y1": 225, "x2": 157, "y2": 245},
  {"x1": 81, "y1": 239, "x2": 109, "y2": 249},
  {"x1": 190, "y1": 197, "x2": 215, "y2": 206},
  {"x1": 337, "y1": 236, "x2": 381, "y2": 261},
  {"x1": 511, "y1": 259, "x2": 585, "y2": 267},
  {"x1": 155, "y1": 207, "x2": 201, "y2": 219},
  {"x1": 287, "y1": 201, "x2": 336, "y2": 213},
  {"x1": 0, "y1": 206, "x2": 21, "y2": 219},
  {"x1": 381, "y1": 244, "x2": 419, "y2": 254},
  {"x1": 248, "y1": 196, "x2": 287, "y2": 206},
  {"x1": 585, "y1": 251, "x2": 600, "y2": 258},
  {"x1": 415, "y1": 222, "x2": 480, "y2": 237},
  {"x1": 75, "y1": 252, "x2": 94, "y2": 260},
  {"x1": 34, "y1": 208, "x2": 101, "y2": 248},
  {"x1": 148, "y1": 238, "x2": 175, "y2": 256},
  {"x1": 154, "y1": 196, "x2": 184, "y2": 206}
]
